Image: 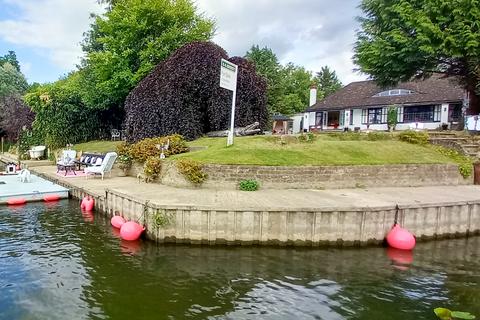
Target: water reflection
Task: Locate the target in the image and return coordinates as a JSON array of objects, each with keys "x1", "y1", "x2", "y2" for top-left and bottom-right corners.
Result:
[{"x1": 0, "y1": 201, "x2": 479, "y2": 320}]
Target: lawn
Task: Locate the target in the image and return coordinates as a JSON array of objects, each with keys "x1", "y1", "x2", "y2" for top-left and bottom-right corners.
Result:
[
  {"x1": 173, "y1": 135, "x2": 456, "y2": 166},
  {"x1": 73, "y1": 140, "x2": 122, "y2": 153}
]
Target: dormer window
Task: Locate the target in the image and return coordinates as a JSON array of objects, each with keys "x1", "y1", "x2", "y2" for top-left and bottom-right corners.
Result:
[{"x1": 373, "y1": 89, "x2": 415, "y2": 97}]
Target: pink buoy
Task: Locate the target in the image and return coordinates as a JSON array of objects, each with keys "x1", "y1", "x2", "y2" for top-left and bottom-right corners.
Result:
[
  {"x1": 83, "y1": 197, "x2": 95, "y2": 212},
  {"x1": 120, "y1": 221, "x2": 145, "y2": 241},
  {"x1": 80, "y1": 196, "x2": 87, "y2": 209},
  {"x1": 111, "y1": 216, "x2": 126, "y2": 229},
  {"x1": 386, "y1": 224, "x2": 416, "y2": 250}
]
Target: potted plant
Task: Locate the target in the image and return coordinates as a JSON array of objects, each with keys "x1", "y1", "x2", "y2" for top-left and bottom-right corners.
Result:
[
  {"x1": 117, "y1": 154, "x2": 132, "y2": 176},
  {"x1": 387, "y1": 106, "x2": 398, "y2": 131}
]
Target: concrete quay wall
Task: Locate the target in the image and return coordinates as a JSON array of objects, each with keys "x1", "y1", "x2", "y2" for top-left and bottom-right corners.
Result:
[
  {"x1": 29, "y1": 168, "x2": 480, "y2": 247},
  {"x1": 103, "y1": 190, "x2": 480, "y2": 246}
]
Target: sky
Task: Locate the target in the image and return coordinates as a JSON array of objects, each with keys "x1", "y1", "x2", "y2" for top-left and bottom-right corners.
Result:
[{"x1": 0, "y1": 0, "x2": 367, "y2": 85}]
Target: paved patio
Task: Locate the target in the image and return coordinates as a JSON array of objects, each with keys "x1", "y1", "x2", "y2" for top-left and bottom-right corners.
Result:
[{"x1": 30, "y1": 164, "x2": 480, "y2": 211}]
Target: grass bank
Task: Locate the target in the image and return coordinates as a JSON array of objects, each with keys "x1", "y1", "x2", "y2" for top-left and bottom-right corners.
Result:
[{"x1": 175, "y1": 135, "x2": 455, "y2": 166}]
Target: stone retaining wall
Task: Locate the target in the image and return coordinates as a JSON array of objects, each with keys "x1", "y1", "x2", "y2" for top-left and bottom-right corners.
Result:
[
  {"x1": 130, "y1": 162, "x2": 471, "y2": 190},
  {"x1": 200, "y1": 163, "x2": 471, "y2": 189}
]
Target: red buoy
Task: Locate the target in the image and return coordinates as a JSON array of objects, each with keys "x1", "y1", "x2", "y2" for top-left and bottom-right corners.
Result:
[
  {"x1": 7, "y1": 198, "x2": 27, "y2": 205},
  {"x1": 386, "y1": 224, "x2": 416, "y2": 250},
  {"x1": 80, "y1": 197, "x2": 87, "y2": 209},
  {"x1": 44, "y1": 194, "x2": 60, "y2": 202},
  {"x1": 111, "y1": 216, "x2": 126, "y2": 229},
  {"x1": 81, "y1": 196, "x2": 95, "y2": 212},
  {"x1": 120, "y1": 221, "x2": 145, "y2": 241}
]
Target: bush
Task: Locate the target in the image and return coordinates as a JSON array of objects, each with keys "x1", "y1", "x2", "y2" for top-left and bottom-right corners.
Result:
[
  {"x1": 387, "y1": 106, "x2": 398, "y2": 130},
  {"x1": 124, "y1": 41, "x2": 268, "y2": 142},
  {"x1": 239, "y1": 179, "x2": 260, "y2": 191},
  {"x1": 433, "y1": 145, "x2": 473, "y2": 178},
  {"x1": 143, "y1": 157, "x2": 162, "y2": 181},
  {"x1": 366, "y1": 131, "x2": 393, "y2": 141},
  {"x1": 298, "y1": 132, "x2": 316, "y2": 143},
  {"x1": 176, "y1": 159, "x2": 207, "y2": 185},
  {"x1": 126, "y1": 134, "x2": 188, "y2": 162},
  {"x1": 398, "y1": 130, "x2": 429, "y2": 145},
  {"x1": 327, "y1": 132, "x2": 363, "y2": 141}
]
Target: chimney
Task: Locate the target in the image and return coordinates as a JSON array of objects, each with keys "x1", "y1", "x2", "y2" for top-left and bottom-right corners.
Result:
[{"x1": 309, "y1": 85, "x2": 317, "y2": 107}]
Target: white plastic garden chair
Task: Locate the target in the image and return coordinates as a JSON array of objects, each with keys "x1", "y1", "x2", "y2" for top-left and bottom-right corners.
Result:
[{"x1": 84, "y1": 152, "x2": 118, "y2": 180}]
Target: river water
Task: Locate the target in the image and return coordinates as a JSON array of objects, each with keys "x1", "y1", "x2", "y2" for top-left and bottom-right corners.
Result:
[{"x1": 0, "y1": 200, "x2": 479, "y2": 320}]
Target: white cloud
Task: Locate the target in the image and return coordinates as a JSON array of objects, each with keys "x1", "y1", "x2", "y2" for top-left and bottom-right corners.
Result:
[
  {"x1": 0, "y1": 0, "x2": 104, "y2": 70},
  {"x1": 19, "y1": 60, "x2": 31, "y2": 74},
  {"x1": 0, "y1": 0, "x2": 368, "y2": 85},
  {"x1": 196, "y1": 0, "x2": 367, "y2": 84}
]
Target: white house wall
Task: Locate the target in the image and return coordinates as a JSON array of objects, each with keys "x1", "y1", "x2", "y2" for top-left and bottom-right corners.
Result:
[{"x1": 291, "y1": 115, "x2": 303, "y2": 133}]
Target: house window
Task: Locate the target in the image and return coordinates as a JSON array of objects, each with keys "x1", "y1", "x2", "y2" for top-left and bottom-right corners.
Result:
[
  {"x1": 349, "y1": 109, "x2": 354, "y2": 125},
  {"x1": 402, "y1": 105, "x2": 440, "y2": 123},
  {"x1": 362, "y1": 108, "x2": 384, "y2": 124},
  {"x1": 373, "y1": 89, "x2": 415, "y2": 97}
]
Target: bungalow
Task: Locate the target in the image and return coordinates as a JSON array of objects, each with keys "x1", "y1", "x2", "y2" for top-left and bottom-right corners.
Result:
[{"x1": 304, "y1": 75, "x2": 466, "y2": 132}]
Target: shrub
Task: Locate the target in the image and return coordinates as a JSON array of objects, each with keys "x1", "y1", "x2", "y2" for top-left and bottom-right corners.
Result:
[
  {"x1": 298, "y1": 132, "x2": 316, "y2": 143},
  {"x1": 366, "y1": 131, "x2": 393, "y2": 141},
  {"x1": 128, "y1": 134, "x2": 188, "y2": 162},
  {"x1": 433, "y1": 145, "x2": 473, "y2": 178},
  {"x1": 327, "y1": 132, "x2": 362, "y2": 141},
  {"x1": 143, "y1": 157, "x2": 162, "y2": 181},
  {"x1": 398, "y1": 130, "x2": 429, "y2": 145},
  {"x1": 117, "y1": 154, "x2": 132, "y2": 170},
  {"x1": 239, "y1": 179, "x2": 260, "y2": 191},
  {"x1": 176, "y1": 159, "x2": 207, "y2": 185},
  {"x1": 124, "y1": 41, "x2": 268, "y2": 142},
  {"x1": 387, "y1": 106, "x2": 398, "y2": 130}
]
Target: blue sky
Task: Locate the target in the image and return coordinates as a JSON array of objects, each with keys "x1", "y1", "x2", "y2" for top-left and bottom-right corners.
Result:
[
  {"x1": 0, "y1": 2, "x2": 63, "y2": 83},
  {"x1": 0, "y1": 0, "x2": 365, "y2": 85},
  {"x1": 0, "y1": 0, "x2": 103, "y2": 84}
]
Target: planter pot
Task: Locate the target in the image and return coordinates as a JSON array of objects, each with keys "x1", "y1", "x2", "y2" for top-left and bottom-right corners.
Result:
[{"x1": 117, "y1": 168, "x2": 130, "y2": 177}]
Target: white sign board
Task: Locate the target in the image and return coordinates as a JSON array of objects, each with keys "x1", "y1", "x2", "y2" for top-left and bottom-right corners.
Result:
[
  {"x1": 220, "y1": 59, "x2": 237, "y2": 91},
  {"x1": 219, "y1": 59, "x2": 238, "y2": 146}
]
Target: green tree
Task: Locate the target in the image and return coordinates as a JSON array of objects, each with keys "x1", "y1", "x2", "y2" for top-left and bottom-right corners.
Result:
[
  {"x1": 0, "y1": 63, "x2": 28, "y2": 98},
  {"x1": 80, "y1": 0, "x2": 215, "y2": 110},
  {"x1": 245, "y1": 45, "x2": 283, "y2": 115},
  {"x1": 0, "y1": 51, "x2": 20, "y2": 71},
  {"x1": 24, "y1": 73, "x2": 103, "y2": 148},
  {"x1": 279, "y1": 63, "x2": 313, "y2": 114},
  {"x1": 314, "y1": 66, "x2": 342, "y2": 98},
  {"x1": 354, "y1": 0, "x2": 480, "y2": 112}
]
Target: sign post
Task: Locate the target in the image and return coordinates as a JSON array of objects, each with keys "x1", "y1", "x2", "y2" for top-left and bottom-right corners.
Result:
[{"x1": 219, "y1": 59, "x2": 238, "y2": 146}]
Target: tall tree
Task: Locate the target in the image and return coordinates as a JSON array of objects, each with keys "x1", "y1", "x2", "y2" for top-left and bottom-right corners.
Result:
[
  {"x1": 0, "y1": 63, "x2": 28, "y2": 98},
  {"x1": 0, "y1": 51, "x2": 20, "y2": 71},
  {"x1": 245, "y1": 45, "x2": 283, "y2": 114},
  {"x1": 314, "y1": 66, "x2": 342, "y2": 98},
  {"x1": 278, "y1": 63, "x2": 313, "y2": 114},
  {"x1": 80, "y1": 0, "x2": 215, "y2": 110},
  {"x1": 246, "y1": 46, "x2": 323, "y2": 115},
  {"x1": 354, "y1": 0, "x2": 480, "y2": 113}
]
